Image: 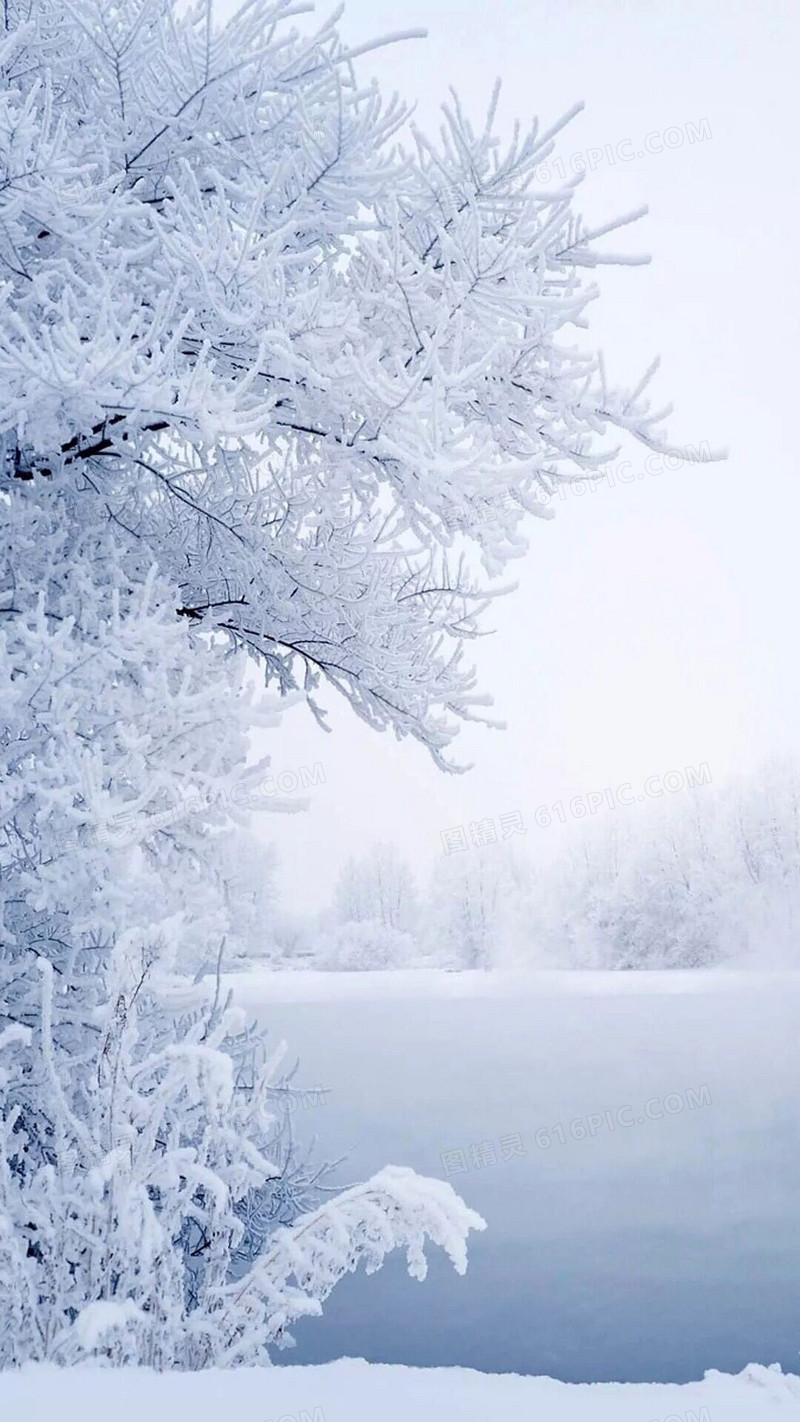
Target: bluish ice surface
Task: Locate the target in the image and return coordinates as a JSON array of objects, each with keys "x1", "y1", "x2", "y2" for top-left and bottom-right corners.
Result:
[{"x1": 239, "y1": 973, "x2": 800, "y2": 1382}]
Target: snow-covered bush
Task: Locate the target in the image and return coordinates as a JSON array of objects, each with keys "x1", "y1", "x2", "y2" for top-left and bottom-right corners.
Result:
[
  {"x1": 319, "y1": 919, "x2": 417, "y2": 971},
  {"x1": 0, "y1": 492, "x2": 485, "y2": 1366},
  {"x1": 0, "y1": 944, "x2": 484, "y2": 1367}
]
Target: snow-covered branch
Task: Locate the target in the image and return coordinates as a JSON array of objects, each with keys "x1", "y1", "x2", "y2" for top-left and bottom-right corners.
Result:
[{"x1": 0, "y1": 0, "x2": 711, "y2": 764}]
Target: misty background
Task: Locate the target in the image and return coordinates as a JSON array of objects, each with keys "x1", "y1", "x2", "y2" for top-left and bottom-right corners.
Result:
[{"x1": 216, "y1": 0, "x2": 800, "y2": 910}]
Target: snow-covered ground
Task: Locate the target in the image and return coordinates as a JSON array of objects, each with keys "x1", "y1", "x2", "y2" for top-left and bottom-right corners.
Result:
[
  {"x1": 6, "y1": 1359, "x2": 800, "y2": 1422},
  {"x1": 224, "y1": 968, "x2": 800, "y2": 1383}
]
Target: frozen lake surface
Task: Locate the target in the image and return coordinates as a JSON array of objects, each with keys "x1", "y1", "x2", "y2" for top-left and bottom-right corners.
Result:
[{"x1": 228, "y1": 969, "x2": 800, "y2": 1383}]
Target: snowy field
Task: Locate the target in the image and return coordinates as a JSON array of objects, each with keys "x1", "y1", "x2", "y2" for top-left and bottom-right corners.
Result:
[
  {"x1": 227, "y1": 968, "x2": 800, "y2": 1382},
  {"x1": 6, "y1": 1359, "x2": 800, "y2": 1422}
]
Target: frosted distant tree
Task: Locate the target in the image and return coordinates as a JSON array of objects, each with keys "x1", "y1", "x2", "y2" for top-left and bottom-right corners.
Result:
[
  {"x1": 334, "y1": 843, "x2": 418, "y2": 934},
  {"x1": 324, "y1": 845, "x2": 418, "y2": 968},
  {"x1": 718, "y1": 760, "x2": 800, "y2": 964},
  {"x1": 539, "y1": 767, "x2": 800, "y2": 970},
  {"x1": 425, "y1": 847, "x2": 527, "y2": 968},
  {"x1": 216, "y1": 833, "x2": 280, "y2": 964},
  {"x1": 541, "y1": 807, "x2": 721, "y2": 969}
]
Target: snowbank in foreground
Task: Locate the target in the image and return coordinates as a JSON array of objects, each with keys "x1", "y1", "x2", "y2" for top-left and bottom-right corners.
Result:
[{"x1": 4, "y1": 1359, "x2": 799, "y2": 1422}]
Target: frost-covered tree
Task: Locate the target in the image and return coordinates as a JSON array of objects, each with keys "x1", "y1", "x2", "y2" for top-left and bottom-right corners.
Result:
[{"x1": 0, "y1": 0, "x2": 709, "y2": 1366}]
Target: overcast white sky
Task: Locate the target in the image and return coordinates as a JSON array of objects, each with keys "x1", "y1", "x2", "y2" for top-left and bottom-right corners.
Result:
[{"x1": 228, "y1": 0, "x2": 800, "y2": 910}]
